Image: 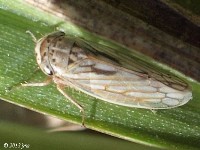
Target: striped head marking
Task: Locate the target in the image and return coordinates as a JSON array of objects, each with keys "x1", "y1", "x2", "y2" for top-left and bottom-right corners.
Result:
[{"x1": 35, "y1": 31, "x2": 65, "y2": 76}]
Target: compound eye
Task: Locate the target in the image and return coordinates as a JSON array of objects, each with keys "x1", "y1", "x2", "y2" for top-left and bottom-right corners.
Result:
[
  {"x1": 47, "y1": 70, "x2": 53, "y2": 75},
  {"x1": 43, "y1": 65, "x2": 53, "y2": 76}
]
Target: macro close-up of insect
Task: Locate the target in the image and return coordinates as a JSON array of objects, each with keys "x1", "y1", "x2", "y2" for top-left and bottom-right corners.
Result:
[
  {"x1": 23, "y1": 31, "x2": 192, "y2": 124},
  {"x1": 1, "y1": 1, "x2": 200, "y2": 149}
]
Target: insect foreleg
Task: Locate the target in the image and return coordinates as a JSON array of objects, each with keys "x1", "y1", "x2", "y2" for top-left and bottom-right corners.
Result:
[
  {"x1": 21, "y1": 77, "x2": 52, "y2": 87},
  {"x1": 56, "y1": 84, "x2": 85, "y2": 126}
]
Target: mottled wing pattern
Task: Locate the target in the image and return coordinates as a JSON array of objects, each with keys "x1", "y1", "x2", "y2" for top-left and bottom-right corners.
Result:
[{"x1": 60, "y1": 50, "x2": 192, "y2": 109}]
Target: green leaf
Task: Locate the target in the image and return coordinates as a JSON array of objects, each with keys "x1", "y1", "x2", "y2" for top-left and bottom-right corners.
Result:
[
  {"x1": 1, "y1": 120, "x2": 160, "y2": 150},
  {"x1": 0, "y1": 0, "x2": 200, "y2": 150}
]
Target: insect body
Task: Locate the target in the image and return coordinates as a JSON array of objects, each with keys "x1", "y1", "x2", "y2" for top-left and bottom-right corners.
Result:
[{"x1": 24, "y1": 31, "x2": 192, "y2": 124}]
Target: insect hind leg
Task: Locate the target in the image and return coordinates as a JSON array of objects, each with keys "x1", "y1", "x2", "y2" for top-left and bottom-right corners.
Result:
[{"x1": 56, "y1": 84, "x2": 85, "y2": 126}]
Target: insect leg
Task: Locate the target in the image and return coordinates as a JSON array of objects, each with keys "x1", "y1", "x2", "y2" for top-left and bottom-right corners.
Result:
[
  {"x1": 149, "y1": 109, "x2": 157, "y2": 114},
  {"x1": 26, "y1": 30, "x2": 37, "y2": 43},
  {"x1": 56, "y1": 84, "x2": 85, "y2": 126},
  {"x1": 21, "y1": 77, "x2": 52, "y2": 87}
]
